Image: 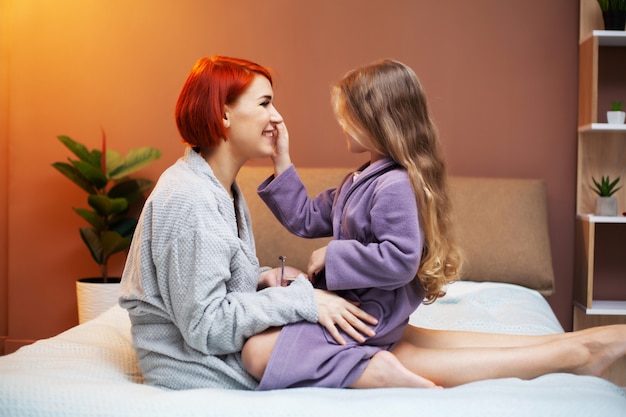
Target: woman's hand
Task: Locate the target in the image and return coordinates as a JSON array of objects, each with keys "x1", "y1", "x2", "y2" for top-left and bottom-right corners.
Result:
[
  {"x1": 307, "y1": 246, "x2": 327, "y2": 278},
  {"x1": 257, "y1": 265, "x2": 306, "y2": 289},
  {"x1": 271, "y1": 122, "x2": 292, "y2": 176},
  {"x1": 314, "y1": 289, "x2": 378, "y2": 345}
]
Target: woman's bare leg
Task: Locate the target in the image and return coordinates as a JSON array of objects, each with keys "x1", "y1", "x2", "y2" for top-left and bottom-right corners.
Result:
[{"x1": 393, "y1": 324, "x2": 626, "y2": 387}]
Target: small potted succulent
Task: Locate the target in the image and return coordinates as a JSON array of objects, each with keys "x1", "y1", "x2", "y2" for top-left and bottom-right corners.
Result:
[
  {"x1": 607, "y1": 101, "x2": 626, "y2": 124},
  {"x1": 591, "y1": 175, "x2": 622, "y2": 216},
  {"x1": 52, "y1": 130, "x2": 161, "y2": 322},
  {"x1": 598, "y1": 0, "x2": 626, "y2": 30}
]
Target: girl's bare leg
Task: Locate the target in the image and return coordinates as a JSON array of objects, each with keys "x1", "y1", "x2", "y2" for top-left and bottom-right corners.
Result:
[
  {"x1": 400, "y1": 325, "x2": 567, "y2": 350},
  {"x1": 241, "y1": 327, "x2": 281, "y2": 381},
  {"x1": 242, "y1": 328, "x2": 439, "y2": 389},
  {"x1": 350, "y1": 350, "x2": 440, "y2": 389},
  {"x1": 393, "y1": 324, "x2": 626, "y2": 388}
]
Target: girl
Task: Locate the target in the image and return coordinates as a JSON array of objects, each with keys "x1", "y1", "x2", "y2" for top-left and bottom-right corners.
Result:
[{"x1": 242, "y1": 58, "x2": 460, "y2": 390}]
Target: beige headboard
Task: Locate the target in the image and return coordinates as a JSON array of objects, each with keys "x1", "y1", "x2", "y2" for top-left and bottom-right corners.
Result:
[
  {"x1": 237, "y1": 167, "x2": 555, "y2": 296},
  {"x1": 448, "y1": 177, "x2": 554, "y2": 296}
]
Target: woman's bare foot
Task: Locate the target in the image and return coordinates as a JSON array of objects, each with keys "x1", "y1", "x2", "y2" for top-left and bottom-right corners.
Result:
[
  {"x1": 350, "y1": 350, "x2": 441, "y2": 389},
  {"x1": 571, "y1": 325, "x2": 626, "y2": 377}
]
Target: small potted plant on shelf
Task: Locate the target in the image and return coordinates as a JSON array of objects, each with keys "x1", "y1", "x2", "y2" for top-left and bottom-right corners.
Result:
[
  {"x1": 598, "y1": 0, "x2": 626, "y2": 30},
  {"x1": 52, "y1": 130, "x2": 161, "y2": 322},
  {"x1": 591, "y1": 175, "x2": 622, "y2": 216},
  {"x1": 607, "y1": 101, "x2": 626, "y2": 124}
]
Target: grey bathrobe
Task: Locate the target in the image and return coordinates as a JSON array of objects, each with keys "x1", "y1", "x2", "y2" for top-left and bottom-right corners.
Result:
[{"x1": 119, "y1": 148, "x2": 318, "y2": 390}]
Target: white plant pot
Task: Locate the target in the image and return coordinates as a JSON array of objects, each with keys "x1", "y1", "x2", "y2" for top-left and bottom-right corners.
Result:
[
  {"x1": 595, "y1": 196, "x2": 618, "y2": 217},
  {"x1": 76, "y1": 278, "x2": 121, "y2": 324},
  {"x1": 606, "y1": 111, "x2": 625, "y2": 124}
]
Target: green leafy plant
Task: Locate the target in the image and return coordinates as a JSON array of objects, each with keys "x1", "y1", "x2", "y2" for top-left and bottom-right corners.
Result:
[
  {"x1": 611, "y1": 101, "x2": 623, "y2": 111},
  {"x1": 591, "y1": 175, "x2": 622, "y2": 197},
  {"x1": 52, "y1": 130, "x2": 161, "y2": 281},
  {"x1": 598, "y1": 0, "x2": 626, "y2": 11}
]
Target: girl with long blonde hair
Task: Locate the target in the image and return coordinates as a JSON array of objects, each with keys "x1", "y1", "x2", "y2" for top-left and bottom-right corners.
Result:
[{"x1": 331, "y1": 59, "x2": 461, "y2": 303}]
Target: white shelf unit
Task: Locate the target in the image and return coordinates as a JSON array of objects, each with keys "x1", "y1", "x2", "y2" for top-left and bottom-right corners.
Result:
[
  {"x1": 576, "y1": 1, "x2": 626, "y2": 387},
  {"x1": 575, "y1": 23, "x2": 626, "y2": 317}
]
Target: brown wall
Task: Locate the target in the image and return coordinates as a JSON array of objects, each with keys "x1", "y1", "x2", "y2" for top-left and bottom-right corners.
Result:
[{"x1": 1, "y1": 0, "x2": 583, "y2": 352}]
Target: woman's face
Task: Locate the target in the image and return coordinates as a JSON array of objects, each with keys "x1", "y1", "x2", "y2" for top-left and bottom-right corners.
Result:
[{"x1": 224, "y1": 75, "x2": 283, "y2": 161}]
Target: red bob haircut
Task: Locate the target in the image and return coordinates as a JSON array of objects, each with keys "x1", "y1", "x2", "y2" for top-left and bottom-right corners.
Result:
[{"x1": 175, "y1": 56, "x2": 273, "y2": 148}]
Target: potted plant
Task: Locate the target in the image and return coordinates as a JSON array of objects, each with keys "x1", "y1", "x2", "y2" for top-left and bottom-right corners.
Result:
[
  {"x1": 607, "y1": 101, "x2": 626, "y2": 124},
  {"x1": 591, "y1": 175, "x2": 622, "y2": 216},
  {"x1": 598, "y1": 0, "x2": 626, "y2": 30},
  {"x1": 52, "y1": 130, "x2": 161, "y2": 322}
]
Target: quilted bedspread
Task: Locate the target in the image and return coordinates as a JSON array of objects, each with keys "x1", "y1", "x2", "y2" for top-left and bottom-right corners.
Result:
[{"x1": 1, "y1": 281, "x2": 625, "y2": 417}]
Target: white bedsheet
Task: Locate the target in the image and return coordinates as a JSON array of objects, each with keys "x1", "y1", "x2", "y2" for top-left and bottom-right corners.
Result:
[{"x1": 1, "y1": 281, "x2": 625, "y2": 417}]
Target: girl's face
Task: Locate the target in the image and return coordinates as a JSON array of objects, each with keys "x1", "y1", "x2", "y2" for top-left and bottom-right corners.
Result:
[
  {"x1": 224, "y1": 75, "x2": 283, "y2": 161},
  {"x1": 342, "y1": 124, "x2": 385, "y2": 162},
  {"x1": 344, "y1": 131, "x2": 370, "y2": 154}
]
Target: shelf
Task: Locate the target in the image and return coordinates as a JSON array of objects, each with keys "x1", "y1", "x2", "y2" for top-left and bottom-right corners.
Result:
[
  {"x1": 579, "y1": 123, "x2": 626, "y2": 132},
  {"x1": 575, "y1": 300, "x2": 626, "y2": 315},
  {"x1": 583, "y1": 30, "x2": 626, "y2": 46},
  {"x1": 577, "y1": 214, "x2": 626, "y2": 223}
]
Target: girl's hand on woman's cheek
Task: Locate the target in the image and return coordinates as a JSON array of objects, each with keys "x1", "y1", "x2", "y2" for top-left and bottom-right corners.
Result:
[{"x1": 272, "y1": 122, "x2": 292, "y2": 175}]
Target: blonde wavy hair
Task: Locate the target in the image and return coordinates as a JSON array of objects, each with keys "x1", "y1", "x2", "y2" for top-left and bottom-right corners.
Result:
[{"x1": 331, "y1": 59, "x2": 462, "y2": 303}]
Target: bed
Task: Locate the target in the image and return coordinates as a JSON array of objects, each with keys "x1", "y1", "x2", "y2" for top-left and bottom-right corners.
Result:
[{"x1": 1, "y1": 168, "x2": 625, "y2": 417}]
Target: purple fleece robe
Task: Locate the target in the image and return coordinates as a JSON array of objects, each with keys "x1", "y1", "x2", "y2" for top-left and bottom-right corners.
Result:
[{"x1": 255, "y1": 158, "x2": 425, "y2": 389}]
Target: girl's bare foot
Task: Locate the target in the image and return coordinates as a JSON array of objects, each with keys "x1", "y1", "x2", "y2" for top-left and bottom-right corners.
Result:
[
  {"x1": 571, "y1": 325, "x2": 626, "y2": 377},
  {"x1": 350, "y1": 350, "x2": 441, "y2": 389}
]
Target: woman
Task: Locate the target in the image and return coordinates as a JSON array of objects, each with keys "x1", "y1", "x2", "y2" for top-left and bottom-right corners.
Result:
[
  {"x1": 118, "y1": 56, "x2": 377, "y2": 390},
  {"x1": 242, "y1": 58, "x2": 626, "y2": 389}
]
